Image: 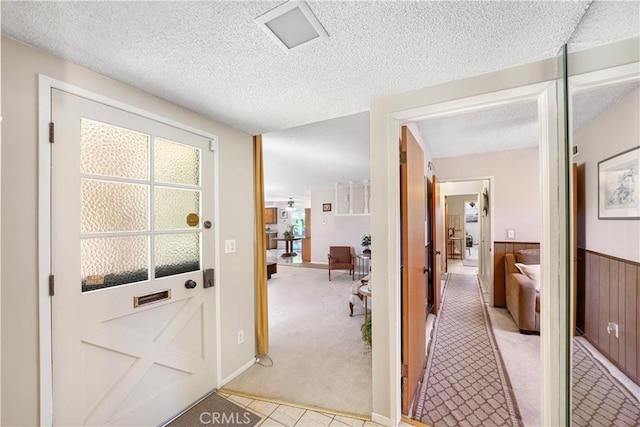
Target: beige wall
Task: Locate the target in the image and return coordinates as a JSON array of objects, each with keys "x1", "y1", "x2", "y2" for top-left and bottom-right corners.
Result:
[
  {"x1": 370, "y1": 55, "x2": 558, "y2": 423},
  {"x1": 1, "y1": 37, "x2": 257, "y2": 425},
  {"x1": 0, "y1": 30, "x2": 3, "y2": 426},
  {"x1": 439, "y1": 180, "x2": 491, "y2": 291},
  {"x1": 435, "y1": 148, "x2": 541, "y2": 243},
  {"x1": 310, "y1": 188, "x2": 370, "y2": 264},
  {"x1": 573, "y1": 88, "x2": 640, "y2": 262}
]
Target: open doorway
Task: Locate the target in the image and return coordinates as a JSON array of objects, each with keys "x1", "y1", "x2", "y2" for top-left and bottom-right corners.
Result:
[
  {"x1": 226, "y1": 114, "x2": 373, "y2": 416},
  {"x1": 444, "y1": 193, "x2": 480, "y2": 276},
  {"x1": 372, "y1": 73, "x2": 558, "y2": 424}
]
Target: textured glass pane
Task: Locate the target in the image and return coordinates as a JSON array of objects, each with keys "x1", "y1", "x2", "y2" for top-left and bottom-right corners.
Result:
[
  {"x1": 81, "y1": 179, "x2": 149, "y2": 233},
  {"x1": 154, "y1": 187, "x2": 200, "y2": 230},
  {"x1": 81, "y1": 119, "x2": 149, "y2": 180},
  {"x1": 154, "y1": 138, "x2": 200, "y2": 186},
  {"x1": 155, "y1": 233, "x2": 200, "y2": 278},
  {"x1": 81, "y1": 236, "x2": 148, "y2": 292}
]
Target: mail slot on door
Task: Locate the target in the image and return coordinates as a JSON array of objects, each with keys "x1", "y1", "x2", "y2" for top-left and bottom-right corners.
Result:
[{"x1": 203, "y1": 268, "x2": 215, "y2": 288}]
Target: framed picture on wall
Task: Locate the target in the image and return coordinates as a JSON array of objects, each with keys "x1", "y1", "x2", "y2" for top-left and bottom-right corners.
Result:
[
  {"x1": 279, "y1": 210, "x2": 288, "y2": 220},
  {"x1": 322, "y1": 203, "x2": 332, "y2": 212},
  {"x1": 598, "y1": 146, "x2": 639, "y2": 219}
]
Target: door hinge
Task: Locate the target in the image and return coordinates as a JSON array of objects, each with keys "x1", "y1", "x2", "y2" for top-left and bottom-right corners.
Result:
[
  {"x1": 401, "y1": 363, "x2": 408, "y2": 377},
  {"x1": 49, "y1": 122, "x2": 55, "y2": 143},
  {"x1": 49, "y1": 274, "x2": 55, "y2": 296},
  {"x1": 399, "y1": 151, "x2": 407, "y2": 165}
]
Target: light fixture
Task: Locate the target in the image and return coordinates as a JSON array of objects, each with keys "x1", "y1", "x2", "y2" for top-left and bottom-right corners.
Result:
[
  {"x1": 255, "y1": 1, "x2": 329, "y2": 52},
  {"x1": 285, "y1": 197, "x2": 295, "y2": 211}
]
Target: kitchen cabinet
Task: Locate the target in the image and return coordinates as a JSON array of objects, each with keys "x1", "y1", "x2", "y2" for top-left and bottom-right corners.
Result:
[
  {"x1": 266, "y1": 231, "x2": 278, "y2": 249},
  {"x1": 264, "y1": 207, "x2": 277, "y2": 224}
]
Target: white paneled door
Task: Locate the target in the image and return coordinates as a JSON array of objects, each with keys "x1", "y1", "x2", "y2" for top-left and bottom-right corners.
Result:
[{"x1": 51, "y1": 89, "x2": 216, "y2": 426}]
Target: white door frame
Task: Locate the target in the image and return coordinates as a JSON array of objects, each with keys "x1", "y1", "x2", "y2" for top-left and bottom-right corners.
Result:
[
  {"x1": 370, "y1": 77, "x2": 564, "y2": 426},
  {"x1": 437, "y1": 177, "x2": 493, "y2": 298},
  {"x1": 371, "y1": 37, "x2": 639, "y2": 427},
  {"x1": 37, "y1": 75, "x2": 222, "y2": 426}
]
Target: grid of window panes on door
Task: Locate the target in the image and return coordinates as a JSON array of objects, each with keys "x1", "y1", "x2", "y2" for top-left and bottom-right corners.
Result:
[{"x1": 80, "y1": 118, "x2": 202, "y2": 292}]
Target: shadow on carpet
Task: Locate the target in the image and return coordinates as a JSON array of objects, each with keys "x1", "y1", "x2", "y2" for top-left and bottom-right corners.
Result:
[{"x1": 166, "y1": 392, "x2": 261, "y2": 427}]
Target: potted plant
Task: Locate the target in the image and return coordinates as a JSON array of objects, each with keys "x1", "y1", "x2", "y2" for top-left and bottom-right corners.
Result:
[
  {"x1": 361, "y1": 234, "x2": 371, "y2": 255},
  {"x1": 283, "y1": 224, "x2": 295, "y2": 239},
  {"x1": 361, "y1": 316, "x2": 372, "y2": 348}
]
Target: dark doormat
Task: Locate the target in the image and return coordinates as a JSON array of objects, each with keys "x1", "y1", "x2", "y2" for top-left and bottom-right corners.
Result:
[{"x1": 166, "y1": 392, "x2": 261, "y2": 427}]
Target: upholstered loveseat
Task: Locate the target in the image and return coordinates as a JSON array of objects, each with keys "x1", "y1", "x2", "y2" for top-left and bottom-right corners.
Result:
[{"x1": 505, "y1": 249, "x2": 540, "y2": 334}]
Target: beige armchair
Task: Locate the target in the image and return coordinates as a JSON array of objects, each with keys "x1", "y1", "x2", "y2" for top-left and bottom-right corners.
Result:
[
  {"x1": 505, "y1": 249, "x2": 540, "y2": 334},
  {"x1": 328, "y1": 246, "x2": 354, "y2": 281}
]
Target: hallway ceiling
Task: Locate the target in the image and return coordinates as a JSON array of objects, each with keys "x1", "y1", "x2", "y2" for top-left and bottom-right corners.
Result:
[{"x1": 2, "y1": 1, "x2": 638, "y2": 201}]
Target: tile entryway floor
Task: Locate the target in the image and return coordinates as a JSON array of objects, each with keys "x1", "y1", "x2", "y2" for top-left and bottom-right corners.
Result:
[{"x1": 218, "y1": 391, "x2": 411, "y2": 427}]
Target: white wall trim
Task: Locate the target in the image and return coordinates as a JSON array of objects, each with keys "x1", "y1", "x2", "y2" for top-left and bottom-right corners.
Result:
[
  {"x1": 371, "y1": 412, "x2": 392, "y2": 426},
  {"x1": 219, "y1": 358, "x2": 257, "y2": 387},
  {"x1": 376, "y1": 80, "x2": 558, "y2": 426},
  {"x1": 37, "y1": 74, "x2": 221, "y2": 426},
  {"x1": 569, "y1": 62, "x2": 640, "y2": 91},
  {"x1": 37, "y1": 75, "x2": 54, "y2": 427},
  {"x1": 538, "y1": 80, "x2": 568, "y2": 426}
]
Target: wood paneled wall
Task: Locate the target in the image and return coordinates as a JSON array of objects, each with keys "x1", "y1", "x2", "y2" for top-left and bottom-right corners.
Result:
[
  {"x1": 581, "y1": 249, "x2": 639, "y2": 385},
  {"x1": 493, "y1": 241, "x2": 540, "y2": 308}
]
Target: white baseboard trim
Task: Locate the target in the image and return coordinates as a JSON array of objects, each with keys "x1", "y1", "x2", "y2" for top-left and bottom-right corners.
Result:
[
  {"x1": 371, "y1": 412, "x2": 392, "y2": 426},
  {"x1": 219, "y1": 357, "x2": 257, "y2": 388}
]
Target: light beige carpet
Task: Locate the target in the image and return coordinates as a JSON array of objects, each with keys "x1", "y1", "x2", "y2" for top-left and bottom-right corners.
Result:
[{"x1": 223, "y1": 266, "x2": 372, "y2": 416}]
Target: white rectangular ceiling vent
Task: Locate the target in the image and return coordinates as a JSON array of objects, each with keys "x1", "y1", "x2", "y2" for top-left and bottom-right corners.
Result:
[{"x1": 255, "y1": 1, "x2": 328, "y2": 52}]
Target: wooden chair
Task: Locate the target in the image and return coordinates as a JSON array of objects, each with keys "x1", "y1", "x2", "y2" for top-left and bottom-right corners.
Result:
[{"x1": 328, "y1": 246, "x2": 354, "y2": 281}]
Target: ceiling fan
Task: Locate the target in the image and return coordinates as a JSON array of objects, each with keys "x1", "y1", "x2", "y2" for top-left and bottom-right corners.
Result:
[{"x1": 285, "y1": 197, "x2": 296, "y2": 211}]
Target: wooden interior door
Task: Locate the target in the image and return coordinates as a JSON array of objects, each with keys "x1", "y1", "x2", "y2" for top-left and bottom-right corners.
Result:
[
  {"x1": 400, "y1": 126, "x2": 427, "y2": 415},
  {"x1": 431, "y1": 175, "x2": 441, "y2": 314},
  {"x1": 443, "y1": 195, "x2": 448, "y2": 275},
  {"x1": 302, "y1": 207, "x2": 311, "y2": 261},
  {"x1": 572, "y1": 163, "x2": 578, "y2": 335}
]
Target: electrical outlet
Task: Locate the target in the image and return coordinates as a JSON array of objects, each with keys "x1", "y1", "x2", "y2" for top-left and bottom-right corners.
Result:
[
  {"x1": 606, "y1": 322, "x2": 619, "y2": 338},
  {"x1": 506, "y1": 229, "x2": 516, "y2": 240},
  {"x1": 224, "y1": 239, "x2": 236, "y2": 253},
  {"x1": 237, "y1": 330, "x2": 244, "y2": 344}
]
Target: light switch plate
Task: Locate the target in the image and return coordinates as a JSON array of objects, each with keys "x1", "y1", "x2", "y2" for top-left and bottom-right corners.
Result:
[
  {"x1": 224, "y1": 239, "x2": 236, "y2": 253},
  {"x1": 506, "y1": 229, "x2": 516, "y2": 240}
]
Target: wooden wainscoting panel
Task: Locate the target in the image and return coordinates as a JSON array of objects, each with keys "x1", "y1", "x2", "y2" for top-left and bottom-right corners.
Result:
[
  {"x1": 493, "y1": 241, "x2": 540, "y2": 308},
  {"x1": 493, "y1": 243, "x2": 507, "y2": 307},
  {"x1": 618, "y1": 263, "x2": 627, "y2": 378},
  {"x1": 583, "y1": 249, "x2": 639, "y2": 386},
  {"x1": 625, "y1": 263, "x2": 637, "y2": 380},
  {"x1": 599, "y1": 256, "x2": 610, "y2": 355},
  {"x1": 609, "y1": 259, "x2": 620, "y2": 363},
  {"x1": 576, "y1": 248, "x2": 586, "y2": 333}
]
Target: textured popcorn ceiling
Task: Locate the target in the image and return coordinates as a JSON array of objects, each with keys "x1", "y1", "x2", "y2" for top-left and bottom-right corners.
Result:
[
  {"x1": 573, "y1": 82, "x2": 640, "y2": 131},
  {"x1": 416, "y1": 101, "x2": 539, "y2": 159},
  {"x1": 262, "y1": 112, "x2": 369, "y2": 202},
  {"x1": 2, "y1": 0, "x2": 595, "y2": 134},
  {"x1": 415, "y1": 81, "x2": 639, "y2": 159},
  {"x1": 2, "y1": 1, "x2": 638, "y2": 200}
]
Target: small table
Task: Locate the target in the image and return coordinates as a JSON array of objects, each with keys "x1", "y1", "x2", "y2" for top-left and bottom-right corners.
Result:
[
  {"x1": 448, "y1": 237, "x2": 464, "y2": 259},
  {"x1": 274, "y1": 237, "x2": 303, "y2": 257},
  {"x1": 358, "y1": 281, "x2": 372, "y2": 322},
  {"x1": 356, "y1": 253, "x2": 371, "y2": 278}
]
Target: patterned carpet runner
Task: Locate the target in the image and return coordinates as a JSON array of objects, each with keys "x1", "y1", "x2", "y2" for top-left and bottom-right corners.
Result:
[
  {"x1": 413, "y1": 273, "x2": 521, "y2": 427},
  {"x1": 572, "y1": 340, "x2": 640, "y2": 426}
]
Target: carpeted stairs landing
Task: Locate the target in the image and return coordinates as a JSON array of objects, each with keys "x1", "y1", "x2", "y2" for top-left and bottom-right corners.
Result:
[{"x1": 413, "y1": 273, "x2": 522, "y2": 427}]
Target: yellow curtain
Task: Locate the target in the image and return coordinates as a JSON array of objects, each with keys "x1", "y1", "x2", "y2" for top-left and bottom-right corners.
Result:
[{"x1": 254, "y1": 135, "x2": 269, "y2": 355}]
